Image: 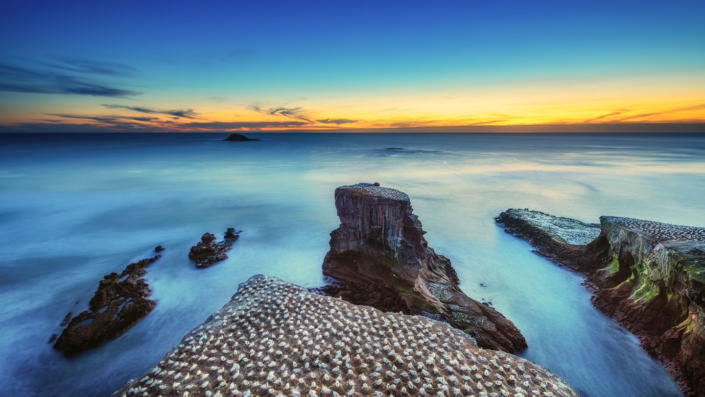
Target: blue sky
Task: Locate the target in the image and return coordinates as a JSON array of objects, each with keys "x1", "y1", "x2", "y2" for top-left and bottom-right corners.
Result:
[{"x1": 1, "y1": 0, "x2": 704, "y2": 132}]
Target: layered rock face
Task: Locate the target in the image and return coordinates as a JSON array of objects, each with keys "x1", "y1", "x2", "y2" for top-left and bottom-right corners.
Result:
[
  {"x1": 54, "y1": 248, "x2": 163, "y2": 356},
  {"x1": 497, "y1": 209, "x2": 705, "y2": 396},
  {"x1": 115, "y1": 275, "x2": 577, "y2": 397},
  {"x1": 322, "y1": 183, "x2": 526, "y2": 353}
]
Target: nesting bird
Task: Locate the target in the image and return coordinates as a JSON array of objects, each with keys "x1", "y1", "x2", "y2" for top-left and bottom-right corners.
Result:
[{"x1": 114, "y1": 275, "x2": 577, "y2": 397}]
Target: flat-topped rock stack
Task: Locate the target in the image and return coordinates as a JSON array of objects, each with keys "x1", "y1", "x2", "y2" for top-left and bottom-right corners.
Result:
[
  {"x1": 115, "y1": 275, "x2": 577, "y2": 397},
  {"x1": 322, "y1": 183, "x2": 526, "y2": 353},
  {"x1": 497, "y1": 209, "x2": 705, "y2": 396}
]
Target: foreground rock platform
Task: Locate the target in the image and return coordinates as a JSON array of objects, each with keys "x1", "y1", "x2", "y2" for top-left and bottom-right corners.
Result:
[
  {"x1": 497, "y1": 209, "x2": 705, "y2": 396},
  {"x1": 54, "y1": 248, "x2": 163, "y2": 356},
  {"x1": 322, "y1": 183, "x2": 526, "y2": 353},
  {"x1": 115, "y1": 275, "x2": 577, "y2": 397},
  {"x1": 189, "y1": 228, "x2": 240, "y2": 269}
]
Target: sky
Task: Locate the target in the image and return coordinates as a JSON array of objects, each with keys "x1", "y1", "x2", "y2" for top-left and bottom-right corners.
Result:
[{"x1": 0, "y1": 0, "x2": 704, "y2": 133}]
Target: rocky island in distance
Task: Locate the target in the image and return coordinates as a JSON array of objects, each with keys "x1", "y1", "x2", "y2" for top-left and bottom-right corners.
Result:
[{"x1": 224, "y1": 133, "x2": 259, "y2": 142}]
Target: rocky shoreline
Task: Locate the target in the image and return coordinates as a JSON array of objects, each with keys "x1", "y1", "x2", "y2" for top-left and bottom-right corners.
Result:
[
  {"x1": 322, "y1": 183, "x2": 526, "y2": 353},
  {"x1": 54, "y1": 184, "x2": 696, "y2": 395},
  {"x1": 111, "y1": 184, "x2": 567, "y2": 395},
  {"x1": 115, "y1": 275, "x2": 577, "y2": 397},
  {"x1": 496, "y1": 209, "x2": 705, "y2": 396}
]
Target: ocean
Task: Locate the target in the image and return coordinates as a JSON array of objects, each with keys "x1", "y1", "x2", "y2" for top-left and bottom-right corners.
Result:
[{"x1": 1, "y1": 132, "x2": 703, "y2": 396}]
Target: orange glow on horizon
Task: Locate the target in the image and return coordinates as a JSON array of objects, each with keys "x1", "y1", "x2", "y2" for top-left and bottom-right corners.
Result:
[{"x1": 3, "y1": 73, "x2": 704, "y2": 132}]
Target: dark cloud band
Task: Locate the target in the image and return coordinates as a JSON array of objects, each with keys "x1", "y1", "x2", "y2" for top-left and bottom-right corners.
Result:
[
  {"x1": 102, "y1": 104, "x2": 198, "y2": 119},
  {"x1": 0, "y1": 62, "x2": 138, "y2": 97}
]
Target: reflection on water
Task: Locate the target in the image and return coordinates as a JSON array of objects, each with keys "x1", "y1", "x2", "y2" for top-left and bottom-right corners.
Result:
[{"x1": 1, "y1": 132, "x2": 703, "y2": 396}]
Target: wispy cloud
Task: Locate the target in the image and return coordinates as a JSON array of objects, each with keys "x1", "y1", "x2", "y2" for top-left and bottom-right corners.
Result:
[
  {"x1": 181, "y1": 121, "x2": 308, "y2": 130},
  {"x1": 249, "y1": 105, "x2": 311, "y2": 122},
  {"x1": 7, "y1": 115, "x2": 308, "y2": 133},
  {"x1": 467, "y1": 119, "x2": 507, "y2": 125},
  {"x1": 0, "y1": 122, "x2": 159, "y2": 133},
  {"x1": 585, "y1": 104, "x2": 705, "y2": 123},
  {"x1": 584, "y1": 108, "x2": 630, "y2": 123},
  {"x1": 102, "y1": 104, "x2": 198, "y2": 119},
  {"x1": 0, "y1": 61, "x2": 138, "y2": 97},
  {"x1": 317, "y1": 118, "x2": 357, "y2": 125},
  {"x1": 41, "y1": 57, "x2": 136, "y2": 76},
  {"x1": 48, "y1": 113, "x2": 158, "y2": 123},
  {"x1": 615, "y1": 103, "x2": 705, "y2": 122}
]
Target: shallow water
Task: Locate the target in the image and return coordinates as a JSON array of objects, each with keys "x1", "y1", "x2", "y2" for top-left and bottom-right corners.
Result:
[{"x1": 1, "y1": 132, "x2": 703, "y2": 396}]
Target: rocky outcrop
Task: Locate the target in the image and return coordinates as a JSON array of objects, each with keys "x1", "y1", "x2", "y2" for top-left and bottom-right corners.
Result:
[
  {"x1": 321, "y1": 183, "x2": 526, "y2": 353},
  {"x1": 224, "y1": 133, "x2": 259, "y2": 141},
  {"x1": 189, "y1": 228, "x2": 240, "y2": 269},
  {"x1": 497, "y1": 209, "x2": 705, "y2": 396},
  {"x1": 495, "y1": 208, "x2": 605, "y2": 272},
  {"x1": 54, "y1": 248, "x2": 163, "y2": 356},
  {"x1": 115, "y1": 275, "x2": 577, "y2": 397}
]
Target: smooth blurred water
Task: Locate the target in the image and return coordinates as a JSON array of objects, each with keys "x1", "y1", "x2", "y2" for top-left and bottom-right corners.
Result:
[{"x1": 1, "y1": 132, "x2": 703, "y2": 397}]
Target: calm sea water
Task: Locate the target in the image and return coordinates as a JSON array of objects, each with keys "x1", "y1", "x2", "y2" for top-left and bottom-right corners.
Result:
[{"x1": 1, "y1": 132, "x2": 704, "y2": 397}]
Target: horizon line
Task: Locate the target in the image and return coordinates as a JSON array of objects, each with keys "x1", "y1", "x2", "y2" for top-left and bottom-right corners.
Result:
[{"x1": 2, "y1": 122, "x2": 705, "y2": 134}]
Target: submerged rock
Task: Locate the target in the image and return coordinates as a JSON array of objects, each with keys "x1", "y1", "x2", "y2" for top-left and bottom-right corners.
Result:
[
  {"x1": 115, "y1": 275, "x2": 577, "y2": 397},
  {"x1": 224, "y1": 133, "x2": 259, "y2": 141},
  {"x1": 54, "y1": 248, "x2": 163, "y2": 356},
  {"x1": 189, "y1": 228, "x2": 240, "y2": 268},
  {"x1": 497, "y1": 209, "x2": 705, "y2": 396},
  {"x1": 321, "y1": 183, "x2": 527, "y2": 353}
]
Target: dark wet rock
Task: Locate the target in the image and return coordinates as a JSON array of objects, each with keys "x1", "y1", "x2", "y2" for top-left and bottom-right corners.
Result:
[
  {"x1": 59, "y1": 311, "x2": 72, "y2": 327},
  {"x1": 54, "y1": 250, "x2": 163, "y2": 356},
  {"x1": 115, "y1": 275, "x2": 577, "y2": 397},
  {"x1": 321, "y1": 183, "x2": 527, "y2": 353},
  {"x1": 497, "y1": 209, "x2": 705, "y2": 396},
  {"x1": 189, "y1": 228, "x2": 240, "y2": 269},
  {"x1": 224, "y1": 133, "x2": 259, "y2": 141},
  {"x1": 154, "y1": 245, "x2": 164, "y2": 253}
]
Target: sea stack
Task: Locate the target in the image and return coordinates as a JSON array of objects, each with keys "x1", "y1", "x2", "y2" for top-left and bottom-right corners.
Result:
[
  {"x1": 497, "y1": 209, "x2": 705, "y2": 396},
  {"x1": 115, "y1": 275, "x2": 577, "y2": 397},
  {"x1": 322, "y1": 183, "x2": 527, "y2": 353}
]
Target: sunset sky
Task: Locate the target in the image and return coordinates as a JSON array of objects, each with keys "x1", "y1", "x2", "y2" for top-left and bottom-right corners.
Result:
[{"x1": 1, "y1": 0, "x2": 704, "y2": 133}]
